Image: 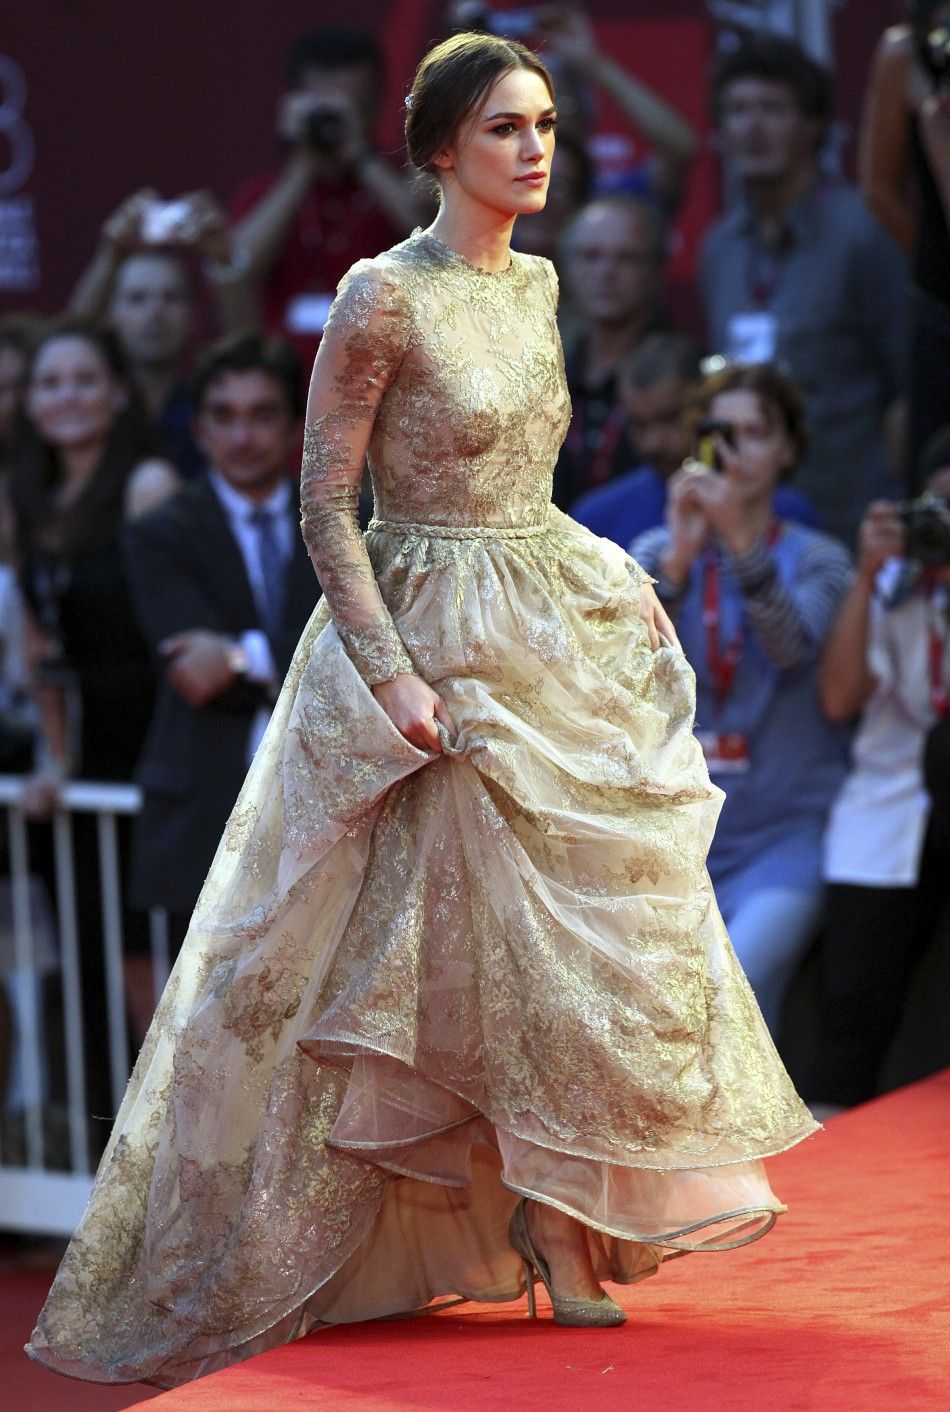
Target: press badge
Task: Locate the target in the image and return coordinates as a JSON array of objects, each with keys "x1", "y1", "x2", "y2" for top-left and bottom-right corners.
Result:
[
  {"x1": 696, "y1": 731, "x2": 751, "y2": 774},
  {"x1": 725, "y1": 311, "x2": 779, "y2": 364}
]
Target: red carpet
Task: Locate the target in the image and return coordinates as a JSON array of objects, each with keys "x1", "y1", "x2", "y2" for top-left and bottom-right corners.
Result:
[
  {"x1": 0, "y1": 1266, "x2": 159, "y2": 1410},
  {"x1": 115, "y1": 1071, "x2": 949, "y2": 1412}
]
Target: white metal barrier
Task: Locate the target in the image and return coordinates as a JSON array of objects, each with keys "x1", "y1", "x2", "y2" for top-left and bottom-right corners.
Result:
[{"x1": 0, "y1": 775, "x2": 169, "y2": 1235}]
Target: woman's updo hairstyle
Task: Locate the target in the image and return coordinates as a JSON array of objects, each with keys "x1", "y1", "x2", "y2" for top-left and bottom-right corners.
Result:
[{"x1": 405, "y1": 31, "x2": 555, "y2": 183}]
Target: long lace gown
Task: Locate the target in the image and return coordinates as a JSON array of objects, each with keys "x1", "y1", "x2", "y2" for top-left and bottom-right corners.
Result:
[{"x1": 27, "y1": 230, "x2": 817, "y2": 1388}]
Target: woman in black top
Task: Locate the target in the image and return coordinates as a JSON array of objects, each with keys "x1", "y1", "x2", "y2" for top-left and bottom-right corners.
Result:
[
  {"x1": 6, "y1": 319, "x2": 178, "y2": 1142},
  {"x1": 9, "y1": 320, "x2": 178, "y2": 786}
]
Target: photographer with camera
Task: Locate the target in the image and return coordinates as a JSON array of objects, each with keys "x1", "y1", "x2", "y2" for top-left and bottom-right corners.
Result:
[
  {"x1": 806, "y1": 430, "x2": 950, "y2": 1108},
  {"x1": 570, "y1": 332, "x2": 819, "y2": 548},
  {"x1": 861, "y1": 4, "x2": 950, "y2": 486},
  {"x1": 631, "y1": 362, "x2": 852, "y2": 1039},
  {"x1": 229, "y1": 28, "x2": 426, "y2": 367}
]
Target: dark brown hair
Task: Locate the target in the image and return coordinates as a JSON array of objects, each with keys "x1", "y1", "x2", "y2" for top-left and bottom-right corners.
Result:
[
  {"x1": 405, "y1": 31, "x2": 554, "y2": 177},
  {"x1": 10, "y1": 318, "x2": 159, "y2": 559},
  {"x1": 192, "y1": 330, "x2": 304, "y2": 419},
  {"x1": 619, "y1": 332, "x2": 705, "y2": 393},
  {"x1": 288, "y1": 26, "x2": 383, "y2": 88},
  {"x1": 712, "y1": 35, "x2": 831, "y2": 147},
  {"x1": 690, "y1": 361, "x2": 809, "y2": 469},
  {"x1": 0, "y1": 312, "x2": 41, "y2": 361}
]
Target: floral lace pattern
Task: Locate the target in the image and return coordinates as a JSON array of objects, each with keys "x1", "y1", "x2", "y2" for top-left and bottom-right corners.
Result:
[
  {"x1": 299, "y1": 231, "x2": 579, "y2": 684},
  {"x1": 27, "y1": 231, "x2": 816, "y2": 1391}
]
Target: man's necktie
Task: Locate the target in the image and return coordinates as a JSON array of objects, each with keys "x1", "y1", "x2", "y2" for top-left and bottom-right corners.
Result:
[{"x1": 249, "y1": 507, "x2": 286, "y2": 641}]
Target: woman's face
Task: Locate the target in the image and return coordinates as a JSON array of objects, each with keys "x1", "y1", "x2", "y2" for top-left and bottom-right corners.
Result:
[
  {"x1": 707, "y1": 388, "x2": 796, "y2": 499},
  {"x1": 26, "y1": 335, "x2": 124, "y2": 453},
  {"x1": 434, "y1": 67, "x2": 556, "y2": 219}
]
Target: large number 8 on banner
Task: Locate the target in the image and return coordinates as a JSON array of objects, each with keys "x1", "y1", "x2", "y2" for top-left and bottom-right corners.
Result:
[{"x1": 0, "y1": 55, "x2": 35, "y2": 198}]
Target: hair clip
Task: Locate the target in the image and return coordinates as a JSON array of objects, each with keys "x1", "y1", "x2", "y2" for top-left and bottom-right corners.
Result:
[{"x1": 404, "y1": 93, "x2": 413, "y2": 111}]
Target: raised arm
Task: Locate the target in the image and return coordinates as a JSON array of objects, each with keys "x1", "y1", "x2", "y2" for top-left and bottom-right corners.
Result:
[
  {"x1": 299, "y1": 262, "x2": 416, "y2": 687},
  {"x1": 535, "y1": 5, "x2": 698, "y2": 209},
  {"x1": 858, "y1": 27, "x2": 916, "y2": 252},
  {"x1": 723, "y1": 535, "x2": 853, "y2": 673},
  {"x1": 819, "y1": 501, "x2": 902, "y2": 721}
]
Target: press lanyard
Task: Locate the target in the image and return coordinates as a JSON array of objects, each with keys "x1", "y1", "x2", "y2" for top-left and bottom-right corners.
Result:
[
  {"x1": 745, "y1": 231, "x2": 794, "y2": 308},
  {"x1": 566, "y1": 402, "x2": 625, "y2": 490},
  {"x1": 703, "y1": 526, "x2": 780, "y2": 712}
]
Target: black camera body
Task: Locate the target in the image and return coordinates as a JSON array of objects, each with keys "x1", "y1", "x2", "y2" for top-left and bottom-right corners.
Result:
[
  {"x1": 896, "y1": 493, "x2": 950, "y2": 564},
  {"x1": 305, "y1": 107, "x2": 347, "y2": 153},
  {"x1": 695, "y1": 417, "x2": 736, "y2": 472}
]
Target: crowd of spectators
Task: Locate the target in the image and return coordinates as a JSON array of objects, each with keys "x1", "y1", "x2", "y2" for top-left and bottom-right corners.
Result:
[{"x1": 0, "y1": 7, "x2": 948, "y2": 1154}]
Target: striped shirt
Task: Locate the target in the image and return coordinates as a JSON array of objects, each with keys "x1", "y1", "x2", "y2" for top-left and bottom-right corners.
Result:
[
  {"x1": 630, "y1": 520, "x2": 854, "y2": 890},
  {"x1": 631, "y1": 525, "x2": 854, "y2": 672}
]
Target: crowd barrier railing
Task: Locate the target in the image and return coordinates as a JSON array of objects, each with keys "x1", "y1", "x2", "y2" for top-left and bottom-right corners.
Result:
[{"x1": 0, "y1": 775, "x2": 169, "y2": 1236}]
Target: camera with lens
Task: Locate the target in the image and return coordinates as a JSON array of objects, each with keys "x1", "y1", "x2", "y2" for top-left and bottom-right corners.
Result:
[
  {"x1": 896, "y1": 493, "x2": 950, "y2": 564},
  {"x1": 912, "y1": 1, "x2": 950, "y2": 89},
  {"x1": 304, "y1": 106, "x2": 348, "y2": 153},
  {"x1": 449, "y1": 2, "x2": 537, "y2": 41},
  {"x1": 694, "y1": 417, "x2": 736, "y2": 472}
]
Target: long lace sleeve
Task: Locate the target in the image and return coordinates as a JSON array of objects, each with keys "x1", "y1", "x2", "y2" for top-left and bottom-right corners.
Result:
[{"x1": 300, "y1": 262, "x2": 416, "y2": 687}]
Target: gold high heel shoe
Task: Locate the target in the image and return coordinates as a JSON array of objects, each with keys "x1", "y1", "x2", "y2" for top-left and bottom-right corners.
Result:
[{"x1": 508, "y1": 1198, "x2": 627, "y2": 1327}]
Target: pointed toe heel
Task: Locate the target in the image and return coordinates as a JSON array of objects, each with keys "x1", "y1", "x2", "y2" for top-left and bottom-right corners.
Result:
[{"x1": 507, "y1": 1198, "x2": 627, "y2": 1328}]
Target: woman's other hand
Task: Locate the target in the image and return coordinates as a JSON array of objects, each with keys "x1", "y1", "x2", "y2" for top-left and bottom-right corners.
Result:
[
  {"x1": 372, "y1": 672, "x2": 457, "y2": 752},
  {"x1": 638, "y1": 582, "x2": 681, "y2": 652}
]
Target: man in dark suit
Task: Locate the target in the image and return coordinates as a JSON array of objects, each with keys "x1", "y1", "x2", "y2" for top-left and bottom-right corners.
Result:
[{"x1": 123, "y1": 331, "x2": 318, "y2": 951}]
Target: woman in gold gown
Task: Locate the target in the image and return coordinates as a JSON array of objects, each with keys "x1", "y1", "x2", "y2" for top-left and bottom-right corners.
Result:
[{"x1": 27, "y1": 32, "x2": 817, "y2": 1388}]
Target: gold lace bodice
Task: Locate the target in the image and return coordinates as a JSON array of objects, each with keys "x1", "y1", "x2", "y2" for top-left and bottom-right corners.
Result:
[{"x1": 299, "y1": 229, "x2": 572, "y2": 685}]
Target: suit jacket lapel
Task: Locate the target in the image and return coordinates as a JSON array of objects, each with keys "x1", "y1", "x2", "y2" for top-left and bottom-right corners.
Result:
[
  {"x1": 193, "y1": 477, "x2": 260, "y2": 628},
  {"x1": 282, "y1": 484, "x2": 320, "y2": 628}
]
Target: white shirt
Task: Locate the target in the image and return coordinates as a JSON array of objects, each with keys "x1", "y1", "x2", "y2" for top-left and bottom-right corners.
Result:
[
  {"x1": 208, "y1": 470, "x2": 294, "y2": 760},
  {"x1": 823, "y1": 563, "x2": 948, "y2": 886}
]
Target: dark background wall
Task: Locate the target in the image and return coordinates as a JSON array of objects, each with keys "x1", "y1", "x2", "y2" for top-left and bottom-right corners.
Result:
[{"x1": 0, "y1": 0, "x2": 903, "y2": 317}]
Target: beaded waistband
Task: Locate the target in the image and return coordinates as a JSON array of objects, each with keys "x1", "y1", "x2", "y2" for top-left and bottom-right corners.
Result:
[{"x1": 367, "y1": 517, "x2": 548, "y2": 540}]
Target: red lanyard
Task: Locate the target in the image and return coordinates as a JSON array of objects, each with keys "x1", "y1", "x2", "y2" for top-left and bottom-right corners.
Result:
[
  {"x1": 567, "y1": 403, "x2": 625, "y2": 490},
  {"x1": 746, "y1": 245, "x2": 789, "y2": 308},
  {"x1": 927, "y1": 583, "x2": 949, "y2": 718},
  {"x1": 703, "y1": 526, "x2": 780, "y2": 712}
]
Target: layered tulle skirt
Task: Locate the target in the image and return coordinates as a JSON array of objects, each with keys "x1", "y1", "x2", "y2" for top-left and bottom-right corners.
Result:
[{"x1": 28, "y1": 507, "x2": 817, "y2": 1387}]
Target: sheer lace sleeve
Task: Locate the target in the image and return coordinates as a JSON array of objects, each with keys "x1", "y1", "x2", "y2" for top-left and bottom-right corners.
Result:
[{"x1": 300, "y1": 262, "x2": 416, "y2": 687}]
